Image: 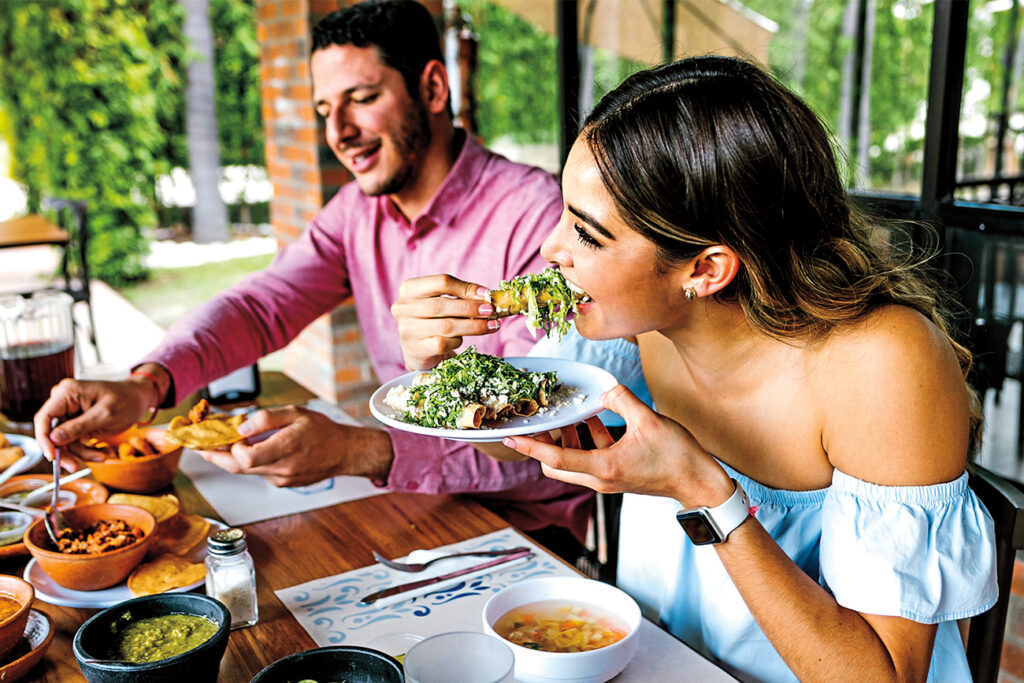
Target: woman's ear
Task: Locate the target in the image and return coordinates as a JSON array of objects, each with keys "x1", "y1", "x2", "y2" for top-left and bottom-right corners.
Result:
[
  {"x1": 419, "y1": 60, "x2": 450, "y2": 115},
  {"x1": 688, "y1": 245, "x2": 740, "y2": 297}
]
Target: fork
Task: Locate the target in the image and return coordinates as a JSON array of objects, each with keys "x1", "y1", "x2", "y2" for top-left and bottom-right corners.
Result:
[{"x1": 372, "y1": 546, "x2": 531, "y2": 573}]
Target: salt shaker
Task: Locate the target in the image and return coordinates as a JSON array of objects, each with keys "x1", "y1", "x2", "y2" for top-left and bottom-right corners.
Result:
[{"x1": 205, "y1": 528, "x2": 258, "y2": 629}]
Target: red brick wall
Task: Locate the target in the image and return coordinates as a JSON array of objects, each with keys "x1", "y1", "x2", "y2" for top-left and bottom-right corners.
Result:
[{"x1": 256, "y1": 0, "x2": 374, "y2": 419}]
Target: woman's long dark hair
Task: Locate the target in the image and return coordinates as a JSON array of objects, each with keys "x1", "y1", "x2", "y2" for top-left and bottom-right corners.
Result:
[{"x1": 582, "y1": 56, "x2": 982, "y2": 450}]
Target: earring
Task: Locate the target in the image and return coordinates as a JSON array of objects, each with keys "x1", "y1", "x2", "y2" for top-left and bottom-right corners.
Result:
[{"x1": 684, "y1": 288, "x2": 697, "y2": 302}]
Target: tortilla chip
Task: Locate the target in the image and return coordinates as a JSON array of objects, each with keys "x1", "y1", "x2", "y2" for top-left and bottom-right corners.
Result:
[
  {"x1": 147, "y1": 513, "x2": 212, "y2": 558},
  {"x1": 165, "y1": 413, "x2": 246, "y2": 451},
  {"x1": 0, "y1": 446, "x2": 24, "y2": 469},
  {"x1": 127, "y1": 553, "x2": 207, "y2": 596},
  {"x1": 107, "y1": 493, "x2": 181, "y2": 523}
]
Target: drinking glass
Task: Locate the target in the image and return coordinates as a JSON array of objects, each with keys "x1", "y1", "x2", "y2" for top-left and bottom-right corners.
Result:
[
  {"x1": 403, "y1": 631, "x2": 515, "y2": 683},
  {"x1": 0, "y1": 291, "x2": 75, "y2": 425}
]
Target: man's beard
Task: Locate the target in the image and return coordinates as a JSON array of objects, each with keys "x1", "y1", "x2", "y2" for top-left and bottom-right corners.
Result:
[{"x1": 365, "y1": 100, "x2": 432, "y2": 197}]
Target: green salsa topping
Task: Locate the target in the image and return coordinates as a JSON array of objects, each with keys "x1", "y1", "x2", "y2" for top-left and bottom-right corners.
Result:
[
  {"x1": 109, "y1": 613, "x2": 218, "y2": 663},
  {"x1": 401, "y1": 347, "x2": 560, "y2": 429},
  {"x1": 491, "y1": 268, "x2": 583, "y2": 339}
]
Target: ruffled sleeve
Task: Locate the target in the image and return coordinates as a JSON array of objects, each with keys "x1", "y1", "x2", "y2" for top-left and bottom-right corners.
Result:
[{"x1": 819, "y1": 469, "x2": 997, "y2": 623}]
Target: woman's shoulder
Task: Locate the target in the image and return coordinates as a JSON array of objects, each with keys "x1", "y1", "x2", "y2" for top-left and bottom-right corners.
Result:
[{"x1": 814, "y1": 304, "x2": 969, "y2": 484}]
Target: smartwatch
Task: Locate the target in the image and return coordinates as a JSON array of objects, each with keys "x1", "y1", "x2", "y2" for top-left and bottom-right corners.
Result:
[{"x1": 676, "y1": 479, "x2": 751, "y2": 545}]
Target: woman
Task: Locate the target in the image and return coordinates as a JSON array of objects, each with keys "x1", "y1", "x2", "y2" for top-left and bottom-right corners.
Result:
[{"x1": 393, "y1": 56, "x2": 995, "y2": 681}]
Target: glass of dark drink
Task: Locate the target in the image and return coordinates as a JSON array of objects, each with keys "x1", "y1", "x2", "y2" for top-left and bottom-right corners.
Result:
[{"x1": 0, "y1": 291, "x2": 75, "y2": 426}]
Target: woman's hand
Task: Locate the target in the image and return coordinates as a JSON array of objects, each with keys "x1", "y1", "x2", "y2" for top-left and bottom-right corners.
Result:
[
  {"x1": 391, "y1": 274, "x2": 501, "y2": 370},
  {"x1": 504, "y1": 384, "x2": 732, "y2": 506}
]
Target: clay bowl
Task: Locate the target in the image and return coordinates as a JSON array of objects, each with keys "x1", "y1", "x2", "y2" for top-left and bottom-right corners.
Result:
[
  {"x1": 85, "y1": 427, "x2": 183, "y2": 493},
  {"x1": 73, "y1": 593, "x2": 230, "y2": 683},
  {"x1": 0, "y1": 576, "x2": 33, "y2": 661},
  {"x1": 23, "y1": 503, "x2": 156, "y2": 591}
]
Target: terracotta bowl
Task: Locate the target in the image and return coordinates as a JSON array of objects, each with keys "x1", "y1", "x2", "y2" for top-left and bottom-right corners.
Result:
[
  {"x1": 23, "y1": 503, "x2": 156, "y2": 591},
  {"x1": 0, "y1": 575, "x2": 34, "y2": 661},
  {"x1": 85, "y1": 427, "x2": 183, "y2": 493}
]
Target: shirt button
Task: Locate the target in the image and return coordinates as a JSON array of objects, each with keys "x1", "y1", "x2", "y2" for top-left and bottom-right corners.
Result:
[
  {"x1": 409, "y1": 243, "x2": 417, "y2": 251},
  {"x1": 406, "y1": 481, "x2": 419, "y2": 490}
]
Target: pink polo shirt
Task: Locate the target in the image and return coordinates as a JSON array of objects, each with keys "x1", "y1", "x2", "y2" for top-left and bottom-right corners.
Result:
[{"x1": 143, "y1": 134, "x2": 592, "y2": 540}]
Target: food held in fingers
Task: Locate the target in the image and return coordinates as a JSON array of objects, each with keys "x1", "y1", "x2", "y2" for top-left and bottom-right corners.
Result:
[
  {"x1": 165, "y1": 399, "x2": 246, "y2": 450},
  {"x1": 487, "y1": 268, "x2": 590, "y2": 339}
]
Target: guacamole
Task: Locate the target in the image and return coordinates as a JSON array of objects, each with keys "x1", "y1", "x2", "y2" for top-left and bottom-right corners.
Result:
[{"x1": 110, "y1": 613, "x2": 218, "y2": 663}]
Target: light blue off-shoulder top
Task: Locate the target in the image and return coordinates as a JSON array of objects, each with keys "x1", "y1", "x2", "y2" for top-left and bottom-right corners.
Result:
[{"x1": 617, "y1": 461, "x2": 997, "y2": 682}]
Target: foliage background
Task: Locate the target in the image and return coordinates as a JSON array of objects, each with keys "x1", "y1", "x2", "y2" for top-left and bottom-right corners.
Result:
[{"x1": 0, "y1": 0, "x2": 262, "y2": 286}]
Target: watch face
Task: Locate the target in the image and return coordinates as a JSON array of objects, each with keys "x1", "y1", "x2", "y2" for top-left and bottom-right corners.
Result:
[{"x1": 676, "y1": 510, "x2": 723, "y2": 545}]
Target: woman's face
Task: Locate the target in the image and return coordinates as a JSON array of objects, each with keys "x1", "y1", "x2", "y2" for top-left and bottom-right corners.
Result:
[{"x1": 541, "y1": 140, "x2": 689, "y2": 340}]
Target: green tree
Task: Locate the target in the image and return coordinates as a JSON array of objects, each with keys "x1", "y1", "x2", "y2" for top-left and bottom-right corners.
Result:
[{"x1": 0, "y1": 0, "x2": 187, "y2": 285}]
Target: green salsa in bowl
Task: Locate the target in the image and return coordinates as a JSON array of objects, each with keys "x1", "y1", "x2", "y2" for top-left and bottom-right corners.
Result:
[{"x1": 73, "y1": 593, "x2": 230, "y2": 683}]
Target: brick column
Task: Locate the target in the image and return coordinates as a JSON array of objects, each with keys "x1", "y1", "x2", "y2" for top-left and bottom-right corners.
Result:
[{"x1": 256, "y1": 0, "x2": 377, "y2": 419}]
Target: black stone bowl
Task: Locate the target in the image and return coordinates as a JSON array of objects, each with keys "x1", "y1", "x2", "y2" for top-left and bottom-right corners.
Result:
[
  {"x1": 251, "y1": 646, "x2": 404, "y2": 683},
  {"x1": 72, "y1": 593, "x2": 230, "y2": 683}
]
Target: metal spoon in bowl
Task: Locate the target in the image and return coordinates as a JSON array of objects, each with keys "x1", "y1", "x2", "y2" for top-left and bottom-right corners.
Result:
[{"x1": 43, "y1": 449, "x2": 69, "y2": 545}]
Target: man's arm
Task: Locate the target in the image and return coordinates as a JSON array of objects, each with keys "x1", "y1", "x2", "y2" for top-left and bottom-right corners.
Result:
[{"x1": 143, "y1": 212, "x2": 353, "y2": 404}]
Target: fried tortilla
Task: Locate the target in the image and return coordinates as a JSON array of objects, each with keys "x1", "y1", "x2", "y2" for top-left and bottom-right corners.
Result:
[
  {"x1": 487, "y1": 268, "x2": 589, "y2": 340},
  {"x1": 127, "y1": 553, "x2": 207, "y2": 596},
  {"x1": 146, "y1": 513, "x2": 211, "y2": 558},
  {"x1": 107, "y1": 493, "x2": 181, "y2": 523},
  {"x1": 165, "y1": 399, "x2": 246, "y2": 451}
]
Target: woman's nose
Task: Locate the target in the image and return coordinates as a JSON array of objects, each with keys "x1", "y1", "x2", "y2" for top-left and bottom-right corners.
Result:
[{"x1": 541, "y1": 223, "x2": 571, "y2": 267}]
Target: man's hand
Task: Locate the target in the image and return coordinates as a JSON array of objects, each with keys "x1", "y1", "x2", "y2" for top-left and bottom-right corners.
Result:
[
  {"x1": 391, "y1": 274, "x2": 500, "y2": 370},
  {"x1": 194, "y1": 405, "x2": 395, "y2": 487},
  {"x1": 33, "y1": 374, "x2": 161, "y2": 467}
]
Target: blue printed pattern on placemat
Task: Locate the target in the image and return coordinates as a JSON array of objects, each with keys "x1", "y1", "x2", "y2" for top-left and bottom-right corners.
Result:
[{"x1": 276, "y1": 528, "x2": 577, "y2": 647}]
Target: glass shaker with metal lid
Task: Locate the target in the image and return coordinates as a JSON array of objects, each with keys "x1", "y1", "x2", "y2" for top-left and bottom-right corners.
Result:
[{"x1": 205, "y1": 528, "x2": 258, "y2": 629}]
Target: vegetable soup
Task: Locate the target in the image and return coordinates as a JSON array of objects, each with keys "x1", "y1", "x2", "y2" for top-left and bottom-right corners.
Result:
[{"x1": 493, "y1": 600, "x2": 629, "y2": 653}]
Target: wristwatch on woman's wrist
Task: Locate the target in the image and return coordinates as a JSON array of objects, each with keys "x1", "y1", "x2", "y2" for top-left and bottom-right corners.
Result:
[{"x1": 676, "y1": 479, "x2": 750, "y2": 545}]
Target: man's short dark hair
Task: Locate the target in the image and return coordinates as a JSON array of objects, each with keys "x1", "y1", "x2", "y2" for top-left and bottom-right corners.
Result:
[{"x1": 312, "y1": 0, "x2": 443, "y2": 99}]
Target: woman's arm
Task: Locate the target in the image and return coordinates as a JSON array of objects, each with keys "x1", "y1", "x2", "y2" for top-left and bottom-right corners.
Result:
[{"x1": 505, "y1": 308, "x2": 974, "y2": 681}]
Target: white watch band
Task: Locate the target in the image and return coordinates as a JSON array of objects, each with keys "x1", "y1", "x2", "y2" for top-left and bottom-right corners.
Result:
[{"x1": 708, "y1": 479, "x2": 750, "y2": 539}]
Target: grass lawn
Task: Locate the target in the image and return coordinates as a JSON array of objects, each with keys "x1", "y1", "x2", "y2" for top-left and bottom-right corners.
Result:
[{"x1": 118, "y1": 253, "x2": 275, "y2": 330}]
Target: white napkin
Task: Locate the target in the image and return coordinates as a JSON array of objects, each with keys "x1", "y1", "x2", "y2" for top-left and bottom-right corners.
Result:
[{"x1": 370, "y1": 548, "x2": 532, "y2": 608}]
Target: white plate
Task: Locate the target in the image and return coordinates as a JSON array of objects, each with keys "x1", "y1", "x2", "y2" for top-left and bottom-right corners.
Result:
[
  {"x1": 25, "y1": 517, "x2": 223, "y2": 608},
  {"x1": 1, "y1": 434, "x2": 43, "y2": 475},
  {"x1": 369, "y1": 357, "x2": 618, "y2": 442}
]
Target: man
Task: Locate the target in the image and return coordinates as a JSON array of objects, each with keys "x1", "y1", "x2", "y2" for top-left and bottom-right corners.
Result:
[{"x1": 35, "y1": 0, "x2": 600, "y2": 553}]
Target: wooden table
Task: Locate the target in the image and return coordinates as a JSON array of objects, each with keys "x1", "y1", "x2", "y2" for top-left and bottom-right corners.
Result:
[
  {"x1": 3, "y1": 481, "x2": 510, "y2": 681},
  {"x1": 0, "y1": 215, "x2": 69, "y2": 250},
  {"x1": 0, "y1": 372, "x2": 511, "y2": 681}
]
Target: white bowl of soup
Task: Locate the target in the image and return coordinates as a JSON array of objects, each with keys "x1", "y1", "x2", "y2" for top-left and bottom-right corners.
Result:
[{"x1": 482, "y1": 576, "x2": 641, "y2": 683}]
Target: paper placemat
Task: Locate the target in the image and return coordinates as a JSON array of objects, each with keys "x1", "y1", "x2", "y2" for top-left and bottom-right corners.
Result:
[
  {"x1": 276, "y1": 528, "x2": 735, "y2": 682},
  {"x1": 178, "y1": 399, "x2": 386, "y2": 525}
]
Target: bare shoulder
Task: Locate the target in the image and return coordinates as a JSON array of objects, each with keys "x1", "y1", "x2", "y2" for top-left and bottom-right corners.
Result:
[{"x1": 816, "y1": 305, "x2": 969, "y2": 485}]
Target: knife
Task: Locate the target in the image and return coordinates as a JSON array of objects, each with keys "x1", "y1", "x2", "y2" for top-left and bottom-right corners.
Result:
[{"x1": 360, "y1": 548, "x2": 534, "y2": 604}]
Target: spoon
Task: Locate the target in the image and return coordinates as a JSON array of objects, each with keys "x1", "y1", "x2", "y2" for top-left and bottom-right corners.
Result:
[
  {"x1": 372, "y1": 547, "x2": 531, "y2": 573},
  {"x1": 43, "y1": 449, "x2": 68, "y2": 545},
  {"x1": 20, "y1": 467, "x2": 92, "y2": 508},
  {"x1": 0, "y1": 502, "x2": 44, "y2": 518}
]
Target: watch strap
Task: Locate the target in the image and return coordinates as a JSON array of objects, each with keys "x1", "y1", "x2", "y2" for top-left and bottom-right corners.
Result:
[
  {"x1": 708, "y1": 479, "x2": 750, "y2": 540},
  {"x1": 677, "y1": 479, "x2": 750, "y2": 544}
]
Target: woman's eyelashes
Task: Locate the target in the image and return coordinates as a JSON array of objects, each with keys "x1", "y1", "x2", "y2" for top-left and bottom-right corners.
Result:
[{"x1": 574, "y1": 223, "x2": 601, "y2": 249}]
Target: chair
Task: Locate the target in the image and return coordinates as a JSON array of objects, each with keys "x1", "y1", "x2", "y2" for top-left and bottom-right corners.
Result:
[
  {"x1": 965, "y1": 462, "x2": 1024, "y2": 682},
  {"x1": 40, "y1": 197, "x2": 99, "y2": 362}
]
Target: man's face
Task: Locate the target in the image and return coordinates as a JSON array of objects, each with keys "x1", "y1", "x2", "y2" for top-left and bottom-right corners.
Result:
[{"x1": 312, "y1": 44, "x2": 431, "y2": 197}]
